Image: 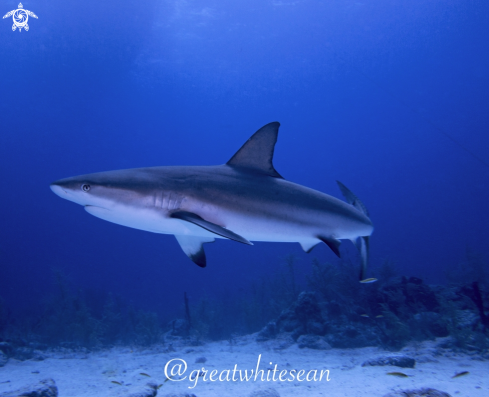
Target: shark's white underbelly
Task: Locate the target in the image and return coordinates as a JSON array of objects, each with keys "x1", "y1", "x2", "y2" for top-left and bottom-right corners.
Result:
[
  {"x1": 84, "y1": 202, "x2": 367, "y2": 244},
  {"x1": 85, "y1": 205, "x2": 208, "y2": 236}
]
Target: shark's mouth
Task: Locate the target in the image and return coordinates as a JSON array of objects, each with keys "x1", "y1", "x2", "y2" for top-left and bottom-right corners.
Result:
[{"x1": 84, "y1": 205, "x2": 111, "y2": 217}]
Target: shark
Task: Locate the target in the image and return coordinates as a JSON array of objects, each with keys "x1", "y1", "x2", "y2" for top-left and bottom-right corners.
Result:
[{"x1": 50, "y1": 122, "x2": 374, "y2": 280}]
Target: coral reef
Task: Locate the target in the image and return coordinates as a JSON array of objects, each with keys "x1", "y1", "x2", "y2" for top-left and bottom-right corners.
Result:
[
  {"x1": 0, "y1": 270, "x2": 163, "y2": 350},
  {"x1": 0, "y1": 252, "x2": 487, "y2": 356},
  {"x1": 255, "y1": 255, "x2": 489, "y2": 352}
]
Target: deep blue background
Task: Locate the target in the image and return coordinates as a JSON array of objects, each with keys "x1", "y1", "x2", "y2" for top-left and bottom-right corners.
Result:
[{"x1": 1, "y1": 0, "x2": 488, "y2": 317}]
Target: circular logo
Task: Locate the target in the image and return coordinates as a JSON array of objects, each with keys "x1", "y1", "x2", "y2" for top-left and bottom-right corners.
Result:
[{"x1": 13, "y1": 9, "x2": 27, "y2": 27}]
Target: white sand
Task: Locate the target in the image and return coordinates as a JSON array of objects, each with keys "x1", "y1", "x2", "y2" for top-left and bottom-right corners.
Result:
[{"x1": 0, "y1": 337, "x2": 487, "y2": 396}]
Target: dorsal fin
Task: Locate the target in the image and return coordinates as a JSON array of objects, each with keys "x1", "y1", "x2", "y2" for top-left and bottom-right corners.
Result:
[{"x1": 226, "y1": 122, "x2": 283, "y2": 178}]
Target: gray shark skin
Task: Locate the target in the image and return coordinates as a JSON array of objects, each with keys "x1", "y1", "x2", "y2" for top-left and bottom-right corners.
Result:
[{"x1": 50, "y1": 122, "x2": 373, "y2": 279}]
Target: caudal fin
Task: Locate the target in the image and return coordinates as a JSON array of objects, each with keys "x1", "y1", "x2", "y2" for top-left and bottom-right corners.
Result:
[
  {"x1": 336, "y1": 180, "x2": 369, "y2": 217},
  {"x1": 357, "y1": 235, "x2": 369, "y2": 281},
  {"x1": 336, "y1": 181, "x2": 372, "y2": 282}
]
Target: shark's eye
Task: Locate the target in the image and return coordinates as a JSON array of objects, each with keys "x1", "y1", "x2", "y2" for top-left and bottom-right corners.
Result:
[{"x1": 81, "y1": 184, "x2": 91, "y2": 192}]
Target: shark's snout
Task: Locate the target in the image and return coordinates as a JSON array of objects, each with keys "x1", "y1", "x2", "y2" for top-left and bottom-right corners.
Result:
[
  {"x1": 49, "y1": 178, "x2": 86, "y2": 205},
  {"x1": 50, "y1": 176, "x2": 113, "y2": 209},
  {"x1": 50, "y1": 182, "x2": 67, "y2": 197}
]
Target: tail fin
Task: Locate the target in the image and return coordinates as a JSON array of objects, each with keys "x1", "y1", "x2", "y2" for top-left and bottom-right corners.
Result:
[
  {"x1": 336, "y1": 180, "x2": 369, "y2": 217},
  {"x1": 356, "y1": 235, "x2": 370, "y2": 281},
  {"x1": 336, "y1": 181, "x2": 372, "y2": 282}
]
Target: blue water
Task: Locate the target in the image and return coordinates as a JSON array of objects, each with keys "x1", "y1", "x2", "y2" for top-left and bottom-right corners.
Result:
[{"x1": 1, "y1": 0, "x2": 488, "y2": 321}]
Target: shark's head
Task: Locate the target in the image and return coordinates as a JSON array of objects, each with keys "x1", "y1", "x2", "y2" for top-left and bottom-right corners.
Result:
[
  {"x1": 50, "y1": 169, "x2": 152, "y2": 212},
  {"x1": 51, "y1": 176, "x2": 103, "y2": 208},
  {"x1": 51, "y1": 168, "x2": 173, "y2": 232}
]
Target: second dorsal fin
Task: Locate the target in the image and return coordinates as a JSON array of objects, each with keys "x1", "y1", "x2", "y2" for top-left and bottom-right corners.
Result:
[{"x1": 226, "y1": 122, "x2": 283, "y2": 178}]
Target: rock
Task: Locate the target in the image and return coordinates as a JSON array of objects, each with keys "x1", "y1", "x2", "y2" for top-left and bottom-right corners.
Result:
[
  {"x1": 195, "y1": 356, "x2": 207, "y2": 363},
  {"x1": 326, "y1": 324, "x2": 379, "y2": 348},
  {"x1": 261, "y1": 334, "x2": 295, "y2": 351},
  {"x1": 125, "y1": 382, "x2": 158, "y2": 397},
  {"x1": 416, "y1": 355, "x2": 439, "y2": 363},
  {"x1": 408, "y1": 277, "x2": 423, "y2": 285},
  {"x1": 455, "y1": 310, "x2": 479, "y2": 329},
  {"x1": 297, "y1": 335, "x2": 331, "y2": 350},
  {"x1": 325, "y1": 301, "x2": 343, "y2": 317},
  {"x1": 276, "y1": 308, "x2": 301, "y2": 333},
  {"x1": 362, "y1": 355, "x2": 415, "y2": 368},
  {"x1": 414, "y1": 312, "x2": 448, "y2": 338},
  {"x1": 28, "y1": 342, "x2": 48, "y2": 351},
  {"x1": 0, "y1": 378, "x2": 58, "y2": 397},
  {"x1": 275, "y1": 292, "x2": 326, "y2": 339},
  {"x1": 379, "y1": 278, "x2": 439, "y2": 314},
  {"x1": 257, "y1": 322, "x2": 277, "y2": 342},
  {"x1": 293, "y1": 292, "x2": 324, "y2": 331},
  {"x1": 166, "y1": 343, "x2": 176, "y2": 353},
  {"x1": 249, "y1": 388, "x2": 281, "y2": 397},
  {"x1": 13, "y1": 347, "x2": 35, "y2": 361},
  {"x1": 11, "y1": 347, "x2": 45, "y2": 361},
  {"x1": 0, "y1": 342, "x2": 13, "y2": 356},
  {"x1": 187, "y1": 338, "x2": 204, "y2": 347},
  {"x1": 383, "y1": 387, "x2": 451, "y2": 397},
  {"x1": 31, "y1": 350, "x2": 46, "y2": 361},
  {"x1": 435, "y1": 336, "x2": 454, "y2": 349},
  {"x1": 0, "y1": 351, "x2": 7, "y2": 367},
  {"x1": 170, "y1": 319, "x2": 190, "y2": 337}
]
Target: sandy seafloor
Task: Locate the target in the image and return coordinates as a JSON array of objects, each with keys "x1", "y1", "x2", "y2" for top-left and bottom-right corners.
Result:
[{"x1": 0, "y1": 336, "x2": 487, "y2": 397}]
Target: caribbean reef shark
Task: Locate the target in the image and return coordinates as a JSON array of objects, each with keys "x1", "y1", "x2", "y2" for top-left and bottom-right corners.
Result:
[{"x1": 50, "y1": 122, "x2": 373, "y2": 280}]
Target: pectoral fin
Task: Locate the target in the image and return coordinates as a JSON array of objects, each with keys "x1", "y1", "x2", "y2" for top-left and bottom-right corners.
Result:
[
  {"x1": 175, "y1": 235, "x2": 215, "y2": 268},
  {"x1": 170, "y1": 211, "x2": 253, "y2": 245}
]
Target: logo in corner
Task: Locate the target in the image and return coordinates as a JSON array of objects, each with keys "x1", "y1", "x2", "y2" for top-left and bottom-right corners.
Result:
[{"x1": 3, "y1": 3, "x2": 37, "y2": 32}]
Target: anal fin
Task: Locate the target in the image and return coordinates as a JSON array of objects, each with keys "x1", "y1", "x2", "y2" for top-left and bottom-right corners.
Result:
[
  {"x1": 171, "y1": 211, "x2": 252, "y2": 245},
  {"x1": 318, "y1": 236, "x2": 341, "y2": 258},
  {"x1": 174, "y1": 235, "x2": 215, "y2": 268}
]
